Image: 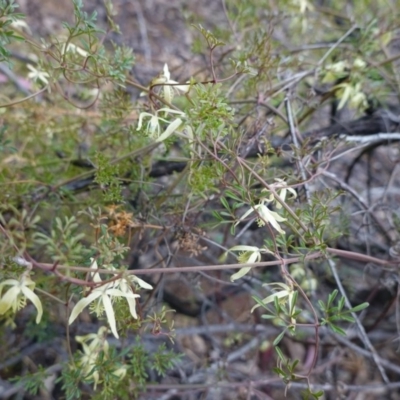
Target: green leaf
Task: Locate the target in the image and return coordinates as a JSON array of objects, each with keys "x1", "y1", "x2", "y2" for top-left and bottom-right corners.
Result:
[
  {"x1": 290, "y1": 290, "x2": 298, "y2": 314},
  {"x1": 220, "y1": 196, "x2": 230, "y2": 210},
  {"x1": 317, "y1": 300, "x2": 326, "y2": 311},
  {"x1": 349, "y1": 302, "x2": 369, "y2": 312},
  {"x1": 340, "y1": 315, "x2": 355, "y2": 323},
  {"x1": 273, "y1": 295, "x2": 281, "y2": 313},
  {"x1": 338, "y1": 296, "x2": 345, "y2": 311},
  {"x1": 273, "y1": 330, "x2": 286, "y2": 346},
  {"x1": 329, "y1": 323, "x2": 346, "y2": 336},
  {"x1": 225, "y1": 191, "x2": 243, "y2": 202},
  {"x1": 274, "y1": 346, "x2": 285, "y2": 362},
  {"x1": 261, "y1": 314, "x2": 275, "y2": 320},
  {"x1": 327, "y1": 289, "x2": 338, "y2": 307}
]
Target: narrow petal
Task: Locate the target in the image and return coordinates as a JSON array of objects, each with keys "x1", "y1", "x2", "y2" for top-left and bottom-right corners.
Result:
[
  {"x1": 163, "y1": 85, "x2": 173, "y2": 104},
  {"x1": 230, "y1": 245, "x2": 260, "y2": 252},
  {"x1": 230, "y1": 266, "x2": 251, "y2": 282},
  {"x1": 89, "y1": 259, "x2": 103, "y2": 283},
  {"x1": 68, "y1": 292, "x2": 101, "y2": 325},
  {"x1": 174, "y1": 83, "x2": 190, "y2": 93},
  {"x1": 235, "y1": 205, "x2": 259, "y2": 226},
  {"x1": 158, "y1": 108, "x2": 186, "y2": 116},
  {"x1": 163, "y1": 64, "x2": 171, "y2": 80},
  {"x1": 0, "y1": 286, "x2": 20, "y2": 314},
  {"x1": 101, "y1": 294, "x2": 118, "y2": 338},
  {"x1": 125, "y1": 296, "x2": 138, "y2": 319},
  {"x1": 136, "y1": 112, "x2": 152, "y2": 131},
  {"x1": 156, "y1": 118, "x2": 182, "y2": 142},
  {"x1": 260, "y1": 290, "x2": 289, "y2": 305},
  {"x1": 131, "y1": 276, "x2": 153, "y2": 290},
  {"x1": 247, "y1": 251, "x2": 261, "y2": 264},
  {"x1": 148, "y1": 115, "x2": 161, "y2": 137},
  {"x1": 259, "y1": 206, "x2": 286, "y2": 234},
  {"x1": 104, "y1": 288, "x2": 139, "y2": 298},
  {"x1": 0, "y1": 279, "x2": 19, "y2": 288},
  {"x1": 22, "y1": 287, "x2": 43, "y2": 323}
]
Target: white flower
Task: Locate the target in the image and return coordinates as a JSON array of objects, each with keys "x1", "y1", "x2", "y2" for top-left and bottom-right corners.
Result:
[
  {"x1": 68, "y1": 259, "x2": 152, "y2": 339},
  {"x1": 229, "y1": 245, "x2": 262, "y2": 281},
  {"x1": 235, "y1": 180, "x2": 295, "y2": 233},
  {"x1": 137, "y1": 108, "x2": 185, "y2": 142},
  {"x1": 61, "y1": 42, "x2": 89, "y2": 57},
  {"x1": 236, "y1": 202, "x2": 286, "y2": 234},
  {"x1": 296, "y1": 0, "x2": 314, "y2": 13},
  {"x1": 266, "y1": 179, "x2": 297, "y2": 209},
  {"x1": 353, "y1": 58, "x2": 366, "y2": 70},
  {"x1": 75, "y1": 326, "x2": 127, "y2": 388},
  {"x1": 0, "y1": 273, "x2": 43, "y2": 323},
  {"x1": 27, "y1": 64, "x2": 49, "y2": 85},
  {"x1": 251, "y1": 282, "x2": 297, "y2": 326},
  {"x1": 11, "y1": 19, "x2": 31, "y2": 34},
  {"x1": 335, "y1": 82, "x2": 368, "y2": 110},
  {"x1": 151, "y1": 64, "x2": 190, "y2": 103}
]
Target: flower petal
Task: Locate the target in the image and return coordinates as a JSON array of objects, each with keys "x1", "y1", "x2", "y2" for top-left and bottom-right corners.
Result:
[
  {"x1": 230, "y1": 266, "x2": 252, "y2": 282},
  {"x1": 68, "y1": 291, "x2": 101, "y2": 325},
  {"x1": 131, "y1": 276, "x2": 153, "y2": 290},
  {"x1": 235, "y1": 204, "x2": 260, "y2": 226},
  {"x1": 163, "y1": 64, "x2": 171, "y2": 81},
  {"x1": 156, "y1": 118, "x2": 182, "y2": 142},
  {"x1": 247, "y1": 250, "x2": 261, "y2": 264},
  {"x1": 136, "y1": 112, "x2": 153, "y2": 131},
  {"x1": 0, "y1": 286, "x2": 20, "y2": 314},
  {"x1": 230, "y1": 245, "x2": 260, "y2": 252},
  {"x1": 21, "y1": 286, "x2": 43, "y2": 323},
  {"x1": 101, "y1": 293, "x2": 118, "y2": 338},
  {"x1": 125, "y1": 296, "x2": 138, "y2": 319},
  {"x1": 259, "y1": 206, "x2": 286, "y2": 234}
]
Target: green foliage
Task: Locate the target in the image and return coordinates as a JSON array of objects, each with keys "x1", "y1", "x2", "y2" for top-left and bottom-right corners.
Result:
[
  {"x1": 0, "y1": 0, "x2": 24, "y2": 66},
  {"x1": 0, "y1": 125, "x2": 16, "y2": 153},
  {"x1": 33, "y1": 216, "x2": 87, "y2": 263},
  {"x1": 186, "y1": 83, "x2": 235, "y2": 141},
  {"x1": 0, "y1": 0, "x2": 398, "y2": 397},
  {"x1": 94, "y1": 152, "x2": 123, "y2": 203},
  {"x1": 58, "y1": 365, "x2": 83, "y2": 400},
  {"x1": 151, "y1": 343, "x2": 181, "y2": 376},
  {"x1": 10, "y1": 365, "x2": 51, "y2": 396},
  {"x1": 319, "y1": 289, "x2": 369, "y2": 336}
]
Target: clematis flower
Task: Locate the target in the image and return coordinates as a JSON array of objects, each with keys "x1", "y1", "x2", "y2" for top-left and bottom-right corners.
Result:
[
  {"x1": 335, "y1": 82, "x2": 368, "y2": 110},
  {"x1": 229, "y1": 245, "x2": 262, "y2": 282},
  {"x1": 266, "y1": 179, "x2": 297, "y2": 209},
  {"x1": 251, "y1": 282, "x2": 298, "y2": 326},
  {"x1": 0, "y1": 273, "x2": 43, "y2": 323},
  {"x1": 137, "y1": 108, "x2": 185, "y2": 142},
  {"x1": 236, "y1": 180, "x2": 295, "y2": 234},
  {"x1": 68, "y1": 259, "x2": 152, "y2": 339},
  {"x1": 27, "y1": 64, "x2": 49, "y2": 85},
  {"x1": 75, "y1": 326, "x2": 127, "y2": 389},
  {"x1": 236, "y1": 202, "x2": 287, "y2": 234},
  {"x1": 150, "y1": 64, "x2": 190, "y2": 103},
  {"x1": 61, "y1": 42, "x2": 89, "y2": 57}
]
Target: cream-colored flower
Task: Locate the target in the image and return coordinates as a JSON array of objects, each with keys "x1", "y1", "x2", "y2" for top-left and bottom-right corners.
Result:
[
  {"x1": 0, "y1": 273, "x2": 43, "y2": 323},
  {"x1": 266, "y1": 179, "x2": 297, "y2": 209},
  {"x1": 236, "y1": 202, "x2": 286, "y2": 234},
  {"x1": 68, "y1": 259, "x2": 152, "y2": 339},
  {"x1": 251, "y1": 282, "x2": 297, "y2": 325},
  {"x1": 151, "y1": 64, "x2": 190, "y2": 103},
  {"x1": 335, "y1": 82, "x2": 368, "y2": 110},
  {"x1": 229, "y1": 245, "x2": 262, "y2": 281},
  {"x1": 75, "y1": 326, "x2": 127, "y2": 388},
  {"x1": 137, "y1": 108, "x2": 185, "y2": 142},
  {"x1": 61, "y1": 42, "x2": 89, "y2": 57},
  {"x1": 27, "y1": 64, "x2": 49, "y2": 85}
]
